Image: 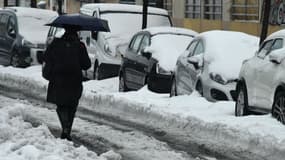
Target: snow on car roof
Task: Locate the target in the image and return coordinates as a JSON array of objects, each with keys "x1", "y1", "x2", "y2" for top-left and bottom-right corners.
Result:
[
  {"x1": 265, "y1": 29, "x2": 285, "y2": 41},
  {"x1": 81, "y1": 3, "x2": 169, "y2": 15},
  {"x1": 6, "y1": 7, "x2": 58, "y2": 19},
  {"x1": 144, "y1": 26, "x2": 198, "y2": 37},
  {"x1": 199, "y1": 30, "x2": 259, "y2": 80},
  {"x1": 144, "y1": 27, "x2": 197, "y2": 71},
  {"x1": 6, "y1": 7, "x2": 58, "y2": 44}
]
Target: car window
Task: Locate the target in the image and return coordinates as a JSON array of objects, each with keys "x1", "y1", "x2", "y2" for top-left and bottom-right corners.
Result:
[
  {"x1": 129, "y1": 34, "x2": 144, "y2": 53},
  {"x1": 0, "y1": 14, "x2": 9, "y2": 36},
  {"x1": 271, "y1": 39, "x2": 283, "y2": 51},
  {"x1": 7, "y1": 16, "x2": 16, "y2": 38},
  {"x1": 193, "y1": 41, "x2": 204, "y2": 56},
  {"x1": 186, "y1": 40, "x2": 199, "y2": 57},
  {"x1": 258, "y1": 40, "x2": 274, "y2": 58},
  {"x1": 139, "y1": 35, "x2": 150, "y2": 52},
  {"x1": 47, "y1": 27, "x2": 55, "y2": 37}
]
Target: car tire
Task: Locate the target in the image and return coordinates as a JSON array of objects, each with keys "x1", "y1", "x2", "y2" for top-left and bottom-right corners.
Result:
[
  {"x1": 119, "y1": 73, "x2": 128, "y2": 92},
  {"x1": 272, "y1": 91, "x2": 285, "y2": 124},
  {"x1": 196, "y1": 81, "x2": 203, "y2": 96},
  {"x1": 93, "y1": 62, "x2": 101, "y2": 80},
  {"x1": 10, "y1": 54, "x2": 20, "y2": 67},
  {"x1": 235, "y1": 83, "x2": 250, "y2": 116},
  {"x1": 170, "y1": 77, "x2": 177, "y2": 97}
]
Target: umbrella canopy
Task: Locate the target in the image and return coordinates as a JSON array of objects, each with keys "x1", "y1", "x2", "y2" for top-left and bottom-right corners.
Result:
[{"x1": 46, "y1": 14, "x2": 110, "y2": 32}]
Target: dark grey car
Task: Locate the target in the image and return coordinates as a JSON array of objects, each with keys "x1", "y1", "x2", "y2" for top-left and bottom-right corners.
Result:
[{"x1": 0, "y1": 7, "x2": 57, "y2": 67}]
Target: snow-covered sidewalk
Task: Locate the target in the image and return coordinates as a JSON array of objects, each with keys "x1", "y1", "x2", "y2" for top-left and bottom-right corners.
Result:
[
  {"x1": 0, "y1": 65, "x2": 285, "y2": 160},
  {"x1": 0, "y1": 96, "x2": 121, "y2": 160}
]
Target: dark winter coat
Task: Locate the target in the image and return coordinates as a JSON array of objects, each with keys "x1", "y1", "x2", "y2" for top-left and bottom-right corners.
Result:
[{"x1": 43, "y1": 34, "x2": 91, "y2": 106}]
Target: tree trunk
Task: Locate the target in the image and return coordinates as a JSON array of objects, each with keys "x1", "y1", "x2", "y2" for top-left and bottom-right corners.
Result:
[
  {"x1": 31, "y1": 0, "x2": 37, "y2": 8},
  {"x1": 260, "y1": 0, "x2": 271, "y2": 45},
  {"x1": 142, "y1": 0, "x2": 149, "y2": 29}
]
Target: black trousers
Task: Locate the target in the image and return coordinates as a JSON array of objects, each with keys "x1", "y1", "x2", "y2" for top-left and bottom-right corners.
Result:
[{"x1": 56, "y1": 104, "x2": 78, "y2": 135}]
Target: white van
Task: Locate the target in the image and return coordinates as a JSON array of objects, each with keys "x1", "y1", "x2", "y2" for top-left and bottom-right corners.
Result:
[{"x1": 79, "y1": 3, "x2": 172, "y2": 80}]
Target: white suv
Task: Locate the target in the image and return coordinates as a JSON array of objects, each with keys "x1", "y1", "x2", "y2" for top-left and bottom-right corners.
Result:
[
  {"x1": 235, "y1": 29, "x2": 285, "y2": 124},
  {"x1": 79, "y1": 3, "x2": 172, "y2": 80}
]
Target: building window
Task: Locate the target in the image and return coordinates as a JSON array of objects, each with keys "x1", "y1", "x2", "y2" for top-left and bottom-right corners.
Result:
[
  {"x1": 231, "y1": 0, "x2": 260, "y2": 21},
  {"x1": 204, "y1": 0, "x2": 222, "y2": 20},
  {"x1": 185, "y1": 0, "x2": 201, "y2": 19}
]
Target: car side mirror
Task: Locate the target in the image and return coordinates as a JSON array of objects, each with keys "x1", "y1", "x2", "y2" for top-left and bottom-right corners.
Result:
[
  {"x1": 269, "y1": 48, "x2": 285, "y2": 64},
  {"x1": 91, "y1": 31, "x2": 98, "y2": 40},
  {"x1": 187, "y1": 55, "x2": 203, "y2": 69},
  {"x1": 8, "y1": 28, "x2": 16, "y2": 38},
  {"x1": 141, "y1": 50, "x2": 152, "y2": 60}
]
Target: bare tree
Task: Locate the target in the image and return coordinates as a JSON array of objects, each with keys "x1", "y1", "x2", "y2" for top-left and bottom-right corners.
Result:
[{"x1": 260, "y1": 0, "x2": 271, "y2": 45}]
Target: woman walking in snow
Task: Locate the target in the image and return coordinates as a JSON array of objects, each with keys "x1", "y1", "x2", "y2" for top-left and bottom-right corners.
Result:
[{"x1": 42, "y1": 27, "x2": 91, "y2": 140}]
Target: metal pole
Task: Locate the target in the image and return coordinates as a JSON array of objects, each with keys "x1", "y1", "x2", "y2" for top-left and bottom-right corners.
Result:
[
  {"x1": 260, "y1": 0, "x2": 271, "y2": 45},
  {"x1": 4, "y1": 0, "x2": 7, "y2": 7},
  {"x1": 142, "y1": 0, "x2": 149, "y2": 29},
  {"x1": 57, "y1": 0, "x2": 63, "y2": 15}
]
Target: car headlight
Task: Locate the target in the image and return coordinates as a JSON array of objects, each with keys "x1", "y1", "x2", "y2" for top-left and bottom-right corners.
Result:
[
  {"x1": 156, "y1": 63, "x2": 171, "y2": 75},
  {"x1": 22, "y1": 39, "x2": 37, "y2": 48},
  {"x1": 209, "y1": 73, "x2": 237, "y2": 85},
  {"x1": 210, "y1": 73, "x2": 227, "y2": 85},
  {"x1": 104, "y1": 43, "x2": 112, "y2": 56}
]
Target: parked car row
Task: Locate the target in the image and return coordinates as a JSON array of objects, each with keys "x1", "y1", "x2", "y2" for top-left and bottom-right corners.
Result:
[{"x1": 2, "y1": 4, "x2": 285, "y2": 124}]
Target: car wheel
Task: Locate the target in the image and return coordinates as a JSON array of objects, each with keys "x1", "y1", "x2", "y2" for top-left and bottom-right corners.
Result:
[
  {"x1": 119, "y1": 74, "x2": 127, "y2": 92},
  {"x1": 272, "y1": 91, "x2": 285, "y2": 124},
  {"x1": 235, "y1": 83, "x2": 249, "y2": 116},
  {"x1": 93, "y1": 62, "x2": 100, "y2": 80},
  {"x1": 170, "y1": 77, "x2": 177, "y2": 97},
  {"x1": 196, "y1": 81, "x2": 203, "y2": 96},
  {"x1": 10, "y1": 54, "x2": 20, "y2": 67}
]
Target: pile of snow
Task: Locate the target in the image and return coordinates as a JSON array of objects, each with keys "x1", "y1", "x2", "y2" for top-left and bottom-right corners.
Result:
[
  {"x1": 200, "y1": 30, "x2": 259, "y2": 80},
  {"x1": 0, "y1": 103, "x2": 120, "y2": 160}
]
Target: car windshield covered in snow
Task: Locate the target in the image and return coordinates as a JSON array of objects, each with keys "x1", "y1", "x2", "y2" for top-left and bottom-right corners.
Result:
[
  {"x1": 101, "y1": 12, "x2": 171, "y2": 35},
  {"x1": 14, "y1": 7, "x2": 58, "y2": 43}
]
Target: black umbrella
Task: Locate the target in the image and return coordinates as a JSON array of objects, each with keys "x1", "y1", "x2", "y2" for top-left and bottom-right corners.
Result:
[{"x1": 46, "y1": 14, "x2": 110, "y2": 32}]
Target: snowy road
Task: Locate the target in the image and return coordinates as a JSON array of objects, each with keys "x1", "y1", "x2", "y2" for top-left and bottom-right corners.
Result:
[{"x1": 0, "y1": 91, "x2": 205, "y2": 160}]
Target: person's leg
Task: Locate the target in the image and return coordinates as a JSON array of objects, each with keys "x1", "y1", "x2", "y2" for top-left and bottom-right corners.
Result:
[
  {"x1": 66, "y1": 103, "x2": 78, "y2": 138},
  {"x1": 56, "y1": 105, "x2": 70, "y2": 140}
]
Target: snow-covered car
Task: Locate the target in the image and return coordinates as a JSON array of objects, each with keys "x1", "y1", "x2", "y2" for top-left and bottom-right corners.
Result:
[
  {"x1": 235, "y1": 29, "x2": 285, "y2": 124},
  {"x1": 119, "y1": 27, "x2": 197, "y2": 93},
  {"x1": 0, "y1": 7, "x2": 57, "y2": 67},
  {"x1": 79, "y1": 3, "x2": 172, "y2": 80},
  {"x1": 170, "y1": 30, "x2": 259, "y2": 101}
]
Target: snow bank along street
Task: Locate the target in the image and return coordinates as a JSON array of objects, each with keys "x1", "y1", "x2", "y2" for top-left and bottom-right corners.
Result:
[{"x1": 0, "y1": 65, "x2": 285, "y2": 160}]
